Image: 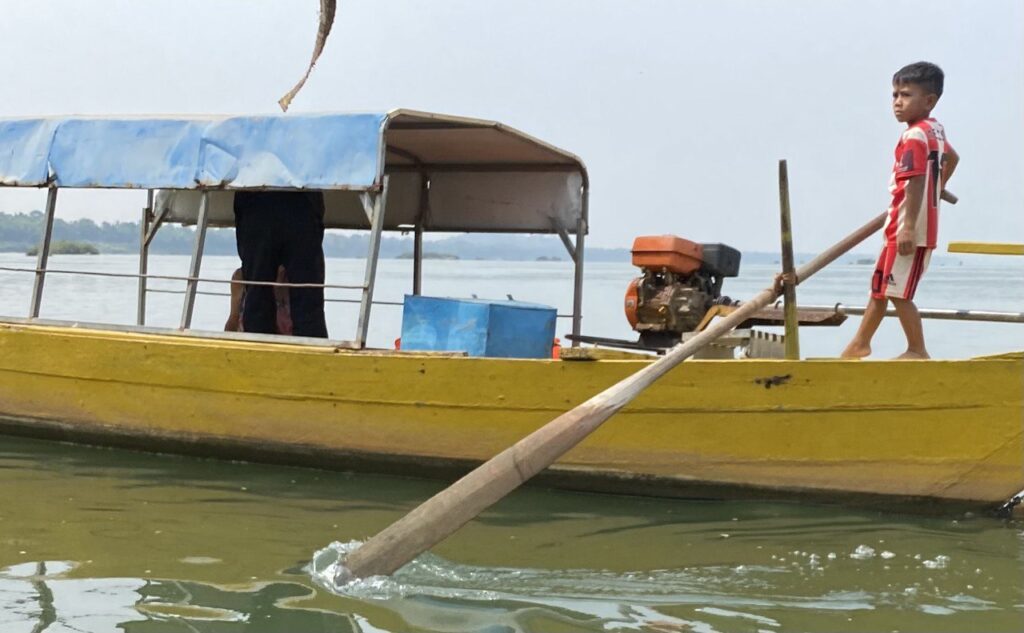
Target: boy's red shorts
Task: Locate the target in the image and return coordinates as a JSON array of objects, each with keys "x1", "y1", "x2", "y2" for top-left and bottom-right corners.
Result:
[{"x1": 870, "y1": 244, "x2": 931, "y2": 300}]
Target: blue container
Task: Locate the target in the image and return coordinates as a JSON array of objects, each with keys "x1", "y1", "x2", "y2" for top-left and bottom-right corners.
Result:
[{"x1": 400, "y1": 295, "x2": 557, "y2": 358}]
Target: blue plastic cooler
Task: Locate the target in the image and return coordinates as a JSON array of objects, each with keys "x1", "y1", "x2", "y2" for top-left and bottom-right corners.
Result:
[{"x1": 400, "y1": 295, "x2": 557, "y2": 358}]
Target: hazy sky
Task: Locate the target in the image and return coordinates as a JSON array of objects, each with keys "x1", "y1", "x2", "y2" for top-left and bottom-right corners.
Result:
[{"x1": 0, "y1": 0, "x2": 1021, "y2": 251}]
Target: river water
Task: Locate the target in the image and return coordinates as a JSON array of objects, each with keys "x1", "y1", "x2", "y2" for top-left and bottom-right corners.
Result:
[{"x1": 1, "y1": 252, "x2": 1023, "y2": 632}]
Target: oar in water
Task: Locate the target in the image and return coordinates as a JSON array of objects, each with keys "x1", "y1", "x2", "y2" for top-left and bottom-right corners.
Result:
[{"x1": 333, "y1": 211, "x2": 890, "y2": 583}]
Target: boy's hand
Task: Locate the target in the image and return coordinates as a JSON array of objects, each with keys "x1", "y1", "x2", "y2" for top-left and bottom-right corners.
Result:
[
  {"x1": 897, "y1": 227, "x2": 915, "y2": 256},
  {"x1": 773, "y1": 271, "x2": 797, "y2": 294}
]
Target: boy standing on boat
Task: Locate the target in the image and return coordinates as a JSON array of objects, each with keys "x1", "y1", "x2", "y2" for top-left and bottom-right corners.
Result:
[{"x1": 841, "y1": 61, "x2": 959, "y2": 359}]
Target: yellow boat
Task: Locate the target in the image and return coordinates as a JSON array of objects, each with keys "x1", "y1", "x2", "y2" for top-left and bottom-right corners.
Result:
[{"x1": 0, "y1": 111, "x2": 1021, "y2": 515}]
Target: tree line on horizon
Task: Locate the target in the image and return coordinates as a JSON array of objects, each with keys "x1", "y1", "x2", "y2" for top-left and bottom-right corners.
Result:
[
  {"x1": 0, "y1": 211, "x2": 636, "y2": 261},
  {"x1": 0, "y1": 211, "x2": 884, "y2": 264}
]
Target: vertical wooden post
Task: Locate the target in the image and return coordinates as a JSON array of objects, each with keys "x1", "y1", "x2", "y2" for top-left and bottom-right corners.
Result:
[{"x1": 778, "y1": 160, "x2": 800, "y2": 360}]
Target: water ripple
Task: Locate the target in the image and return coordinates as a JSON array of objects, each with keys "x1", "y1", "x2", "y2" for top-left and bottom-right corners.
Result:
[{"x1": 307, "y1": 541, "x2": 1013, "y2": 632}]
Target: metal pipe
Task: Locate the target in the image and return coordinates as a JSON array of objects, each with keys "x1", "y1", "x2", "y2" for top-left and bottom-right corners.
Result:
[
  {"x1": 355, "y1": 176, "x2": 390, "y2": 348},
  {"x1": 413, "y1": 173, "x2": 427, "y2": 296},
  {"x1": 29, "y1": 187, "x2": 58, "y2": 318},
  {"x1": 151, "y1": 287, "x2": 403, "y2": 306},
  {"x1": 554, "y1": 222, "x2": 576, "y2": 260},
  {"x1": 413, "y1": 223, "x2": 423, "y2": 296},
  {"x1": 570, "y1": 180, "x2": 588, "y2": 346},
  {"x1": 792, "y1": 303, "x2": 1024, "y2": 324},
  {"x1": 137, "y1": 190, "x2": 153, "y2": 325},
  {"x1": 179, "y1": 191, "x2": 210, "y2": 329},
  {"x1": 143, "y1": 203, "x2": 170, "y2": 247}
]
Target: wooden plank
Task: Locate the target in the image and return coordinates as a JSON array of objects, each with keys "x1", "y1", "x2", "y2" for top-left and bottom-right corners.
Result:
[
  {"x1": 748, "y1": 306, "x2": 848, "y2": 327},
  {"x1": 560, "y1": 347, "x2": 656, "y2": 361},
  {"x1": 697, "y1": 304, "x2": 847, "y2": 328},
  {"x1": 948, "y1": 242, "x2": 1024, "y2": 256}
]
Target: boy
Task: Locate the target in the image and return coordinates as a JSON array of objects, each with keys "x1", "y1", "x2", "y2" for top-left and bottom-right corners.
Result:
[{"x1": 841, "y1": 61, "x2": 959, "y2": 359}]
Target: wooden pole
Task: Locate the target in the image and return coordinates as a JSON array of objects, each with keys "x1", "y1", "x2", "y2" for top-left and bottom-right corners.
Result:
[
  {"x1": 778, "y1": 160, "x2": 800, "y2": 360},
  {"x1": 335, "y1": 211, "x2": 889, "y2": 583},
  {"x1": 793, "y1": 303, "x2": 1024, "y2": 324}
]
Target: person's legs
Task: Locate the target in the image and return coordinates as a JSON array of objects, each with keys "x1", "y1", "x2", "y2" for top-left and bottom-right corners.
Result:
[
  {"x1": 273, "y1": 266, "x2": 293, "y2": 335},
  {"x1": 891, "y1": 298, "x2": 929, "y2": 359},
  {"x1": 224, "y1": 268, "x2": 244, "y2": 332},
  {"x1": 841, "y1": 296, "x2": 887, "y2": 358},
  {"x1": 889, "y1": 246, "x2": 931, "y2": 359},
  {"x1": 282, "y1": 192, "x2": 328, "y2": 338},
  {"x1": 841, "y1": 245, "x2": 893, "y2": 358},
  {"x1": 234, "y1": 192, "x2": 280, "y2": 334}
]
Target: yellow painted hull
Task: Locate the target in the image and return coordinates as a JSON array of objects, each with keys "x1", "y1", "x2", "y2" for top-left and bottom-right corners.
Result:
[{"x1": 1, "y1": 322, "x2": 1021, "y2": 510}]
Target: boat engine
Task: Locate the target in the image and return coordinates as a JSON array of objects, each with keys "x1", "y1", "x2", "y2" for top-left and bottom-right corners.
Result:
[{"x1": 624, "y1": 236, "x2": 741, "y2": 347}]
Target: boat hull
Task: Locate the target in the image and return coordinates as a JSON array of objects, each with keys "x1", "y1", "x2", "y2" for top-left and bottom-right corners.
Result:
[{"x1": 1, "y1": 322, "x2": 1021, "y2": 511}]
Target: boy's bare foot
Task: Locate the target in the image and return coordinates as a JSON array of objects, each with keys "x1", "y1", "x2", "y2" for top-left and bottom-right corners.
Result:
[
  {"x1": 841, "y1": 342, "x2": 871, "y2": 359},
  {"x1": 895, "y1": 350, "x2": 930, "y2": 360}
]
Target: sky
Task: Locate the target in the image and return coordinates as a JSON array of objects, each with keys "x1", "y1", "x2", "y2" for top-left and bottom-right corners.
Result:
[{"x1": 0, "y1": 0, "x2": 1021, "y2": 251}]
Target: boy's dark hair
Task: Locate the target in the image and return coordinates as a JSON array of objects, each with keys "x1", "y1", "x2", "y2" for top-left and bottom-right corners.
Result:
[{"x1": 893, "y1": 61, "x2": 944, "y2": 97}]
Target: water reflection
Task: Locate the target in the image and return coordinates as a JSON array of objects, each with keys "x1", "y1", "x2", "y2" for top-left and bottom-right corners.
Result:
[{"x1": 0, "y1": 561, "x2": 361, "y2": 632}]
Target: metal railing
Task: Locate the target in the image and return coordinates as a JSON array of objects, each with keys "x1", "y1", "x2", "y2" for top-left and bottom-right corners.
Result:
[
  {"x1": 0, "y1": 264, "x2": 403, "y2": 308},
  {"x1": 0, "y1": 264, "x2": 566, "y2": 313}
]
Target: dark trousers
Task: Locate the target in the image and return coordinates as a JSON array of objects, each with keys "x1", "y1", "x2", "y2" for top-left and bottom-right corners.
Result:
[{"x1": 234, "y1": 191, "x2": 328, "y2": 338}]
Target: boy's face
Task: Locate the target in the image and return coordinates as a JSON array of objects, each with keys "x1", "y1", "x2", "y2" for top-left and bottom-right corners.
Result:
[{"x1": 892, "y1": 82, "x2": 938, "y2": 124}]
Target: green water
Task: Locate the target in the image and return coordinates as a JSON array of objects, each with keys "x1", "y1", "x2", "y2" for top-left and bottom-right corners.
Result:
[{"x1": 1, "y1": 436, "x2": 1021, "y2": 632}]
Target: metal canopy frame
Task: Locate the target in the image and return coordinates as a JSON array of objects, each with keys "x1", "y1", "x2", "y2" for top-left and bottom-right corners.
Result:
[
  {"x1": 132, "y1": 182, "x2": 394, "y2": 348},
  {"x1": 8, "y1": 110, "x2": 590, "y2": 349}
]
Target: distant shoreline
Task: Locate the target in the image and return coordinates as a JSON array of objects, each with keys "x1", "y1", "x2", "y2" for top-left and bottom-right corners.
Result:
[
  {"x1": 0, "y1": 211, "x2": 978, "y2": 265},
  {"x1": 0, "y1": 250, "x2": 987, "y2": 267}
]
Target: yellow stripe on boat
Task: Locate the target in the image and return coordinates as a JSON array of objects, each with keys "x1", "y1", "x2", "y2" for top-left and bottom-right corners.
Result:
[
  {"x1": 948, "y1": 241, "x2": 1024, "y2": 256},
  {"x1": 0, "y1": 322, "x2": 1021, "y2": 509}
]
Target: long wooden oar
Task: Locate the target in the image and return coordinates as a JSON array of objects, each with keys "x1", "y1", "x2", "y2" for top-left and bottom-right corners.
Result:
[{"x1": 334, "y1": 211, "x2": 889, "y2": 583}]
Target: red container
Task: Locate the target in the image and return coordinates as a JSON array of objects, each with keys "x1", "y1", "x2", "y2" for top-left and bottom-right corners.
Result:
[{"x1": 631, "y1": 236, "x2": 703, "y2": 274}]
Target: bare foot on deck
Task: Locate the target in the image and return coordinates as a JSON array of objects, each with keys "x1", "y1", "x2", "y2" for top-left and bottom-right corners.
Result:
[
  {"x1": 840, "y1": 343, "x2": 871, "y2": 359},
  {"x1": 895, "y1": 349, "x2": 930, "y2": 360}
]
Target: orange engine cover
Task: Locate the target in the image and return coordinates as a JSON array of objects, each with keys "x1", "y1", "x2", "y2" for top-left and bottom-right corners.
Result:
[
  {"x1": 623, "y1": 277, "x2": 640, "y2": 328},
  {"x1": 631, "y1": 236, "x2": 703, "y2": 275}
]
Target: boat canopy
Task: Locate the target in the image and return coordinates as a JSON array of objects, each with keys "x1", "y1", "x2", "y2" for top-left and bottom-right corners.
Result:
[
  {"x1": 0, "y1": 110, "x2": 588, "y2": 234},
  {"x1": 2, "y1": 110, "x2": 589, "y2": 347}
]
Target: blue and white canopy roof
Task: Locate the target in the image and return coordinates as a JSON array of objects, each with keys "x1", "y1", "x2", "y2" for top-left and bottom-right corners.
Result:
[{"x1": 0, "y1": 110, "x2": 587, "y2": 233}]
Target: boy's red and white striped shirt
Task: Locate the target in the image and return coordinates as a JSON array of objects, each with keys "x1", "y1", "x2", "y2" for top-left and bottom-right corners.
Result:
[{"x1": 883, "y1": 118, "x2": 952, "y2": 249}]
